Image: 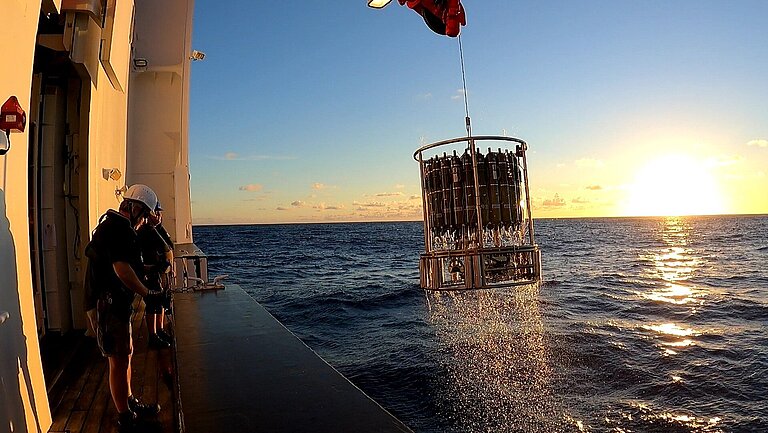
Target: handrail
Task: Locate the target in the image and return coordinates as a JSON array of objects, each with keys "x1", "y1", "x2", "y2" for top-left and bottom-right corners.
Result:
[{"x1": 412, "y1": 135, "x2": 527, "y2": 160}]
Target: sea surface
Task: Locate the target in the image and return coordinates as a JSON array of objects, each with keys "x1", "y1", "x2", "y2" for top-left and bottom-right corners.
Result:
[{"x1": 193, "y1": 216, "x2": 767, "y2": 433}]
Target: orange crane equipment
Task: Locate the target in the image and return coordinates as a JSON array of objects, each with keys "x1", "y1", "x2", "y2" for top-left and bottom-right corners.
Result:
[{"x1": 398, "y1": 0, "x2": 466, "y2": 37}]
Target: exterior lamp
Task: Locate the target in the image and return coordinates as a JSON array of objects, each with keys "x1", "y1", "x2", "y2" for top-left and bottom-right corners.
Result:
[
  {"x1": 190, "y1": 50, "x2": 206, "y2": 61},
  {"x1": 133, "y1": 58, "x2": 148, "y2": 70},
  {"x1": 368, "y1": 0, "x2": 392, "y2": 8},
  {"x1": 102, "y1": 168, "x2": 122, "y2": 181}
]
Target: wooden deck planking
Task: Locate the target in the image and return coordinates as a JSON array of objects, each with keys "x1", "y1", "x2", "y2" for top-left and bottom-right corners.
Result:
[
  {"x1": 63, "y1": 352, "x2": 105, "y2": 433},
  {"x1": 48, "y1": 296, "x2": 176, "y2": 433},
  {"x1": 79, "y1": 363, "x2": 112, "y2": 433},
  {"x1": 48, "y1": 345, "x2": 97, "y2": 432}
]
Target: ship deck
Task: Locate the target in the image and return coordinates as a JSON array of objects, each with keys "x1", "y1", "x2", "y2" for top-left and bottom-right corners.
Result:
[
  {"x1": 47, "y1": 299, "x2": 176, "y2": 433},
  {"x1": 173, "y1": 285, "x2": 412, "y2": 433},
  {"x1": 46, "y1": 284, "x2": 412, "y2": 433}
]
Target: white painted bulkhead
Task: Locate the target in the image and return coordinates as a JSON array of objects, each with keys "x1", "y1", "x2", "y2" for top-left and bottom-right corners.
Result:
[
  {"x1": 1, "y1": 2, "x2": 55, "y2": 430},
  {"x1": 127, "y1": 0, "x2": 196, "y2": 245},
  {"x1": 1, "y1": 0, "x2": 196, "y2": 430}
]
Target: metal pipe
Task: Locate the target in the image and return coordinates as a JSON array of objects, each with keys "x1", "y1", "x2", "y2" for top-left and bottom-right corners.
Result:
[
  {"x1": 418, "y1": 153, "x2": 431, "y2": 253},
  {"x1": 521, "y1": 143, "x2": 535, "y2": 245},
  {"x1": 413, "y1": 135, "x2": 526, "y2": 160},
  {"x1": 468, "y1": 138, "x2": 483, "y2": 242}
]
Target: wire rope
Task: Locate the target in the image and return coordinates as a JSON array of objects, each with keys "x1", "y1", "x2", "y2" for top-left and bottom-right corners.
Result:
[{"x1": 458, "y1": 34, "x2": 471, "y2": 136}]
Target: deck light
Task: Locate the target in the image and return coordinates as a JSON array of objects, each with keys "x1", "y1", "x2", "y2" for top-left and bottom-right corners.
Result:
[
  {"x1": 133, "y1": 58, "x2": 148, "y2": 69},
  {"x1": 102, "y1": 168, "x2": 122, "y2": 181},
  {"x1": 190, "y1": 50, "x2": 206, "y2": 61},
  {"x1": 368, "y1": 0, "x2": 392, "y2": 8}
]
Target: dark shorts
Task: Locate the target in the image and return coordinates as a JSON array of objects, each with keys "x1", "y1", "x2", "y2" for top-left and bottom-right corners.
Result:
[
  {"x1": 96, "y1": 299, "x2": 133, "y2": 357},
  {"x1": 144, "y1": 288, "x2": 172, "y2": 314},
  {"x1": 145, "y1": 291, "x2": 164, "y2": 314}
]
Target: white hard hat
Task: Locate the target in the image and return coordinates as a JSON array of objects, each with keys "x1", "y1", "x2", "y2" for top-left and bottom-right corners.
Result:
[{"x1": 124, "y1": 184, "x2": 158, "y2": 211}]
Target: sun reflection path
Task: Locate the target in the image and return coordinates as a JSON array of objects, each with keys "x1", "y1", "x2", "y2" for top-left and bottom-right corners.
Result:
[
  {"x1": 635, "y1": 217, "x2": 711, "y2": 355},
  {"x1": 643, "y1": 323, "x2": 699, "y2": 337},
  {"x1": 604, "y1": 401, "x2": 726, "y2": 433},
  {"x1": 426, "y1": 285, "x2": 579, "y2": 433},
  {"x1": 642, "y1": 217, "x2": 703, "y2": 285}
]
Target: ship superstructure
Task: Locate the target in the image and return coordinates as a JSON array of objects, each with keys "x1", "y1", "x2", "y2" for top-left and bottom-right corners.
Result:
[{"x1": 1, "y1": 1, "x2": 205, "y2": 430}]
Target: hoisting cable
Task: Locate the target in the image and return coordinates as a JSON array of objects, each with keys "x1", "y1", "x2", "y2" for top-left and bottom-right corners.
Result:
[
  {"x1": 458, "y1": 34, "x2": 485, "y2": 238},
  {"x1": 458, "y1": 34, "x2": 471, "y2": 137}
]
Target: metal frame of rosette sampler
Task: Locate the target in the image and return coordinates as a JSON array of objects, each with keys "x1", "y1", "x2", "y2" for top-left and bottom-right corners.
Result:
[{"x1": 414, "y1": 135, "x2": 542, "y2": 290}]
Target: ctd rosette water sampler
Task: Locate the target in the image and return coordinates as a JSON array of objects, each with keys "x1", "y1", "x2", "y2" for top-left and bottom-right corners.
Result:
[{"x1": 414, "y1": 135, "x2": 541, "y2": 290}]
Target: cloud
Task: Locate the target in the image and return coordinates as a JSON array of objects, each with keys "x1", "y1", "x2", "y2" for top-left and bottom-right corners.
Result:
[
  {"x1": 451, "y1": 89, "x2": 467, "y2": 100},
  {"x1": 224, "y1": 152, "x2": 239, "y2": 160},
  {"x1": 350, "y1": 199, "x2": 423, "y2": 219},
  {"x1": 572, "y1": 197, "x2": 590, "y2": 204},
  {"x1": 542, "y1": 194, "x2": 566, "y2": 207},
  {"x1": 312, "y1": 203, "x2": 345, "y2": 210},
  {"x1": 394, "y1": 184, "x2": 405, "y2": 189},
  {"x1": 239, "y1": 184, "x2": 263, "y2": 192},
  {"x1": 291, "y1": 200, "x2": 306, "y2": 207},
  {"x1": 575, "y1": 158, "x2": 605, "y2": 169},
  {"x1": 375, "y1": 192, "x2": 404, "y2": 197},
  {"x1": 409, "y1": 195, "x2": 420, "y2": 200},
  {"x1": 708, "y1": 155, "x2": 742, "y2": 167},
  {"x1": 276, "y1": 206, "x2": 289, "y2": 211},
  {"x1": 586, "y1": 185, "x2": 602, "y2": 191},
  {"x1": 312, "y1": 182, "x2": 326, "y2": 190},
  {"x1": 747, "y1": 139, "x2": 768, "y2": 148},
  {"x1": 353, "y1": 201, "x2": 387, "y2": 208}
]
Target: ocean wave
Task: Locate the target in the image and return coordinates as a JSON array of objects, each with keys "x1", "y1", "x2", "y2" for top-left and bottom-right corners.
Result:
[{"x1": 194, "y1": 217, "x2": 768, "y2": 433}]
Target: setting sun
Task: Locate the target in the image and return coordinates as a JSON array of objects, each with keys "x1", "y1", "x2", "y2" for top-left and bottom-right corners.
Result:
[{"x1": 623, "y1": 154, "x2": 727, "y2": 217}]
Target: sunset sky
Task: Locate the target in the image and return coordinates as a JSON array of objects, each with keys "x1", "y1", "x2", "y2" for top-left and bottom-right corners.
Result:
[{"x1": 188, "y1": 1, "x2": 768, "y2": 224}]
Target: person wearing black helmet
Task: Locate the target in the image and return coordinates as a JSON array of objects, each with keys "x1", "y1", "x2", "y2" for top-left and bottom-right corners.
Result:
[{"x1": 83, "y1": 184, "x2": 163, "y2": 432}]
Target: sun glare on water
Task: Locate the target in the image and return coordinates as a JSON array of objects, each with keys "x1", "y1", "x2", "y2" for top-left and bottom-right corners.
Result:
[{"x1": 624, "y1": 154, "x2": 726, "y2": 217}]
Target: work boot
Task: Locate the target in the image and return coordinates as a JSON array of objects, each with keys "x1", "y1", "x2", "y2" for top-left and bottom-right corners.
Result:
[
  {"x1": 117, "y1": 411, "x2": 139, "y2": 433},
  {"x1": 118, "y1": 411, "x2": 162, "y2": 433},
  {"x1": 128, "y1": 395, "x2": 161, "y2": 417},
  {"x1": 148, "y1": 334, "x2": 171, "y2": 350}
]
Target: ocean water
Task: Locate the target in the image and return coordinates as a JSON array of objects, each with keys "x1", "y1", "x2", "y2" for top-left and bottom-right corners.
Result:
[{"x1": 193, "y1": 216, "x2": 768, "y2": 433}]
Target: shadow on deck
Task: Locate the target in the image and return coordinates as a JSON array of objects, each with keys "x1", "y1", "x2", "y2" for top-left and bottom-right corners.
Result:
[{"x1": 47, "y1": 299, "x2": 176, "y2": 433}]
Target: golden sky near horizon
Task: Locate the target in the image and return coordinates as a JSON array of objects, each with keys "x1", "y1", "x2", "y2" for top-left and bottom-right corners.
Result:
[
  {"x1": 191, "y1": 138, "x2": 767, "y2": 225},
  {"x1": 189, "y1": 3, "x2": 768, "y2": 225}
]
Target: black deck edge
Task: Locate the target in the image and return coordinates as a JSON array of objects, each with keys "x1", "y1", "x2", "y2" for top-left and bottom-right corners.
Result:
[
  {"x1": 171, "y1": 284, "x2": 413, "y2": 433},
  {"x1": 169, "y1": 311, "x2": 185, "y2": 433}
]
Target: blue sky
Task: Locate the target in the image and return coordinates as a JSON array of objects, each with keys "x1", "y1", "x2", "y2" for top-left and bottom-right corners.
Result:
[{"x1": 189, "y1": 1, "x2": 768, "y2": 224}]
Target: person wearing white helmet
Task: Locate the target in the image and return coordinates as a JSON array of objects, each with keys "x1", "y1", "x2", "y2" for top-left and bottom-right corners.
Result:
[
  {"x1": 83, "y1": 183, "x2": 163, "y2": 432},
  {"x1": 123, "y1": 183, "x2": 158, "y2": 216}
]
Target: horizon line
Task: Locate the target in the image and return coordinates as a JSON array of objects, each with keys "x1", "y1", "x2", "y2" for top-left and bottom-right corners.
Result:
[{"x1": 191, "y1": 212, "x2": 768, "y2": 227}]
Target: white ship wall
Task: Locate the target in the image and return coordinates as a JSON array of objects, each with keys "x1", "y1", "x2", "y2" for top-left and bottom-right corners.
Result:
[
  {"x1": 127, "y1": 0, "x2": 196, "y2": 245},
  {"x1": 1, "y1": 2, "x2": 54, "y2": 431},
  {"x1": 0, "y1": 0, "x2": 193, "y2": 429}
]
